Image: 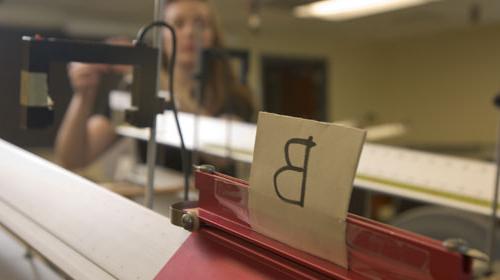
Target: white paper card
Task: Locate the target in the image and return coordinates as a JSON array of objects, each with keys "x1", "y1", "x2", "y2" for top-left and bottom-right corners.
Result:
[{"x1": 249, "y1": 112, "x2": 366, "y2": 268}]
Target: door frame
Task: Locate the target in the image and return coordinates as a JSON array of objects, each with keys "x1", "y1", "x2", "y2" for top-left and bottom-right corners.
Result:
[{"x1": 260, "y1": 54, "x2": 328, "y2": 121}]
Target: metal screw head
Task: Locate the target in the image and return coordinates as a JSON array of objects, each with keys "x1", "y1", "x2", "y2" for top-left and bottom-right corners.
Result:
[{"x1": 181, "y1": 213, "x2": 194, "y2": 231}]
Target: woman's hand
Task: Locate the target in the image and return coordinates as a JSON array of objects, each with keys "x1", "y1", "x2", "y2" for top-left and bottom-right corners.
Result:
[{"x1": 67, "y1": 62, "x2": 109, "y2": 96}]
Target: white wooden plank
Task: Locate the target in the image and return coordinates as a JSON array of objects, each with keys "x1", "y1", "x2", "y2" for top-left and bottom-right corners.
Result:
[
  {"x1": 116, "y1": 111, "x2": 498, "y2": 217},
  {"x1": 0, "y1": 201, "x2": 112, "y2": 279},
  {"x1": 0, "y1": 139, "x2": 189, "y2": 279},
  {"x1": 0, "y1": 226, "x2": 64, "y2": 280}
]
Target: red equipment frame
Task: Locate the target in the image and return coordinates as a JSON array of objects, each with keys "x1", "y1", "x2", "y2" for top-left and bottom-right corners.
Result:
[{"x1": 156, "y1": 170, "x2": 472, "y2": 279}]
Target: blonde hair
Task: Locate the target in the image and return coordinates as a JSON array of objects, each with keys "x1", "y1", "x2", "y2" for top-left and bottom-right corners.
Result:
[
  {"x1": 163, "y1": 0, "x2": 254, "y2": 120},
  {"x1": 166, "y1": 0, "x2": 224, "y2": 46}
]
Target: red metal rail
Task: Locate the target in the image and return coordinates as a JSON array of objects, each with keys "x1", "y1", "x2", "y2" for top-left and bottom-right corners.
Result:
[{"x1": 156, "y1": 171, "x2": 471, "y2": 279}]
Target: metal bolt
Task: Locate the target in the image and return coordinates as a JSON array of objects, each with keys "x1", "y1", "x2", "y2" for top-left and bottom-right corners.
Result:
[
  {"x1": 443, "y1": 238, "x2": 489, "y2": 262},
  {"x1": 194, "y1": 164, "x2": 216, "y2": 173},
  {"x1": 181, "y1": 213, "x2": 194, "y2": 231},
  {"x1": 443, "y1": 238, "x2": 468, "y2": 252}
]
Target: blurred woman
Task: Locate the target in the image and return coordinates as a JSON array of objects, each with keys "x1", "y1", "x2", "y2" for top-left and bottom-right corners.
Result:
[{"x1": 55, "y1": 0, "x2": 254, "y2": 170}]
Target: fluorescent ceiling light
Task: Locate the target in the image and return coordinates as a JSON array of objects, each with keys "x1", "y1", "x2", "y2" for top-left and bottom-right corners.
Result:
[{"x1": 294, "y1": 0, "x2": 438, "y2": 21}]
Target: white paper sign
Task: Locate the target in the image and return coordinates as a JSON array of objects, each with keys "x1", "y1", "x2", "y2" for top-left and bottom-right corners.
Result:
[{"x1": 248, "y1": 112, "x2": 366, "y2": 268}]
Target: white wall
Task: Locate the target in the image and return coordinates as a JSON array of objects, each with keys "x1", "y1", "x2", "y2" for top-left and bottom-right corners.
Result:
[
  {"x1": 224, "y1": 21, "x2": 500, "y2": 147},
  {"x1": 351, "y1": 24, "x2": 500, "y2": 146}
]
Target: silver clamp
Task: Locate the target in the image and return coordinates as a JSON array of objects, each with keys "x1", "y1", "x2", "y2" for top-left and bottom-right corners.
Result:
[
  {"x1": 443, "y1": 238, "x2": 489, "y2": 262},
  {"x1": 193, "y1": 164, "x2": 216, "y2": 173},
  {"x1": 170, "y1": 201, "x2": 200, "y2": 232}
]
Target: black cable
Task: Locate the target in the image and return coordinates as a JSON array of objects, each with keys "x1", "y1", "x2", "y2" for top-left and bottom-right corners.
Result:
[{"x1": 136, "y1": 21, "x2": 191, "y2": 201}]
